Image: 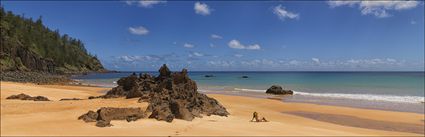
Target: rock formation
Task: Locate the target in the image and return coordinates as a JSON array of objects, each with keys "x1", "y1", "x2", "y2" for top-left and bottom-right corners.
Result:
[
  {"x1": 99, "y1": 64, "x2": 229, "y2": 122},
  {"x1": 266, "y1": 85, "x2": 293, "y2": 95},
  {"x1": 78, "y1": 107, "x2": 145, "y2": 127},
  {"x1": 6, "y1": 93, "x2": 50, "y2": 101}
]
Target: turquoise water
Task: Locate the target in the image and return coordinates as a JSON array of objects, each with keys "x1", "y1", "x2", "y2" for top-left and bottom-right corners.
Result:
[{"x1": 73, "y1": 71, "x2": 425, "y2": 113}]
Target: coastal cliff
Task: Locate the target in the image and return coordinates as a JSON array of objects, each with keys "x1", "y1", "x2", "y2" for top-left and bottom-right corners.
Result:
[
  {"x1": 0, "y1": 7, "x2": 105, "y2": 73},
  {"x1": 0, "y1": 7, "x2": 106, "y2": 82}
]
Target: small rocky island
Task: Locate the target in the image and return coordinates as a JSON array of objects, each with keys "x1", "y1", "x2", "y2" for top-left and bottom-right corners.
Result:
[
  {"x1": 82, "y1": 64, "x2": 229, "y2": 126},
  {"x1": 266, "y1": 85, "x2": 293, "y2": 95},
  {"x1": 204, "y1": 74, "x2": 215, "y2": 77}
]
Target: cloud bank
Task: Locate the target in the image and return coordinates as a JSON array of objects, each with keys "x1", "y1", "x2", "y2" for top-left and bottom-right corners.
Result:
[{"x1": 327, "y1": 1, "x2": 420, "y2": 18}]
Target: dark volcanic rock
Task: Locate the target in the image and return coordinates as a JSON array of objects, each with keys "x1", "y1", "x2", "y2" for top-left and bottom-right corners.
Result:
[
  {"x1": 6, "y1": 93, "x2": 50, "y2": 101},
  {"x1": 0, "y1": 71, "x2": 71, "y2": 84},
  {"x1": 204, "y1": 75, "x2": 214, "y2": 77},
  {"x1": 78, "y1": 110, "x2": 98, "y2": 122},
  {"x1": 78, "y1": 107, "x2": 145, "y2": 127},
  {"x1": 241, "y1": 76, "x2": 249, "y2": 78},
  {"x1": 266, "y1": 85, "x2": 293, "y2": 95},
  {"x1": 137, "y1": 94, "x2": 150, "y2": 103},
  {"x1": 60, "y1": 98, "x2": 82, "y2": 101},
  {"x1": 102, "y1": 64, "x2": 229, "y2": 122}
]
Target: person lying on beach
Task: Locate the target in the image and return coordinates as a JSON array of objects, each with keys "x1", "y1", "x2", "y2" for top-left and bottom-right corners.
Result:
[{"x1": 250, "y1": 111, "x2": 269, "y2": 122}]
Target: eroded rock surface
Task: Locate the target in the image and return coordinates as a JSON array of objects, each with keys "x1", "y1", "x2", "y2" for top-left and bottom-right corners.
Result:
[
  {"x1": 78, "y1": 107, "x2": 145, "y2": 127},
  {"x1": 6, "y1": 93, "x2": 50, "y2": 101},
  {"x1": 100, "y1": 64, "x2": 229, "y2": 122}
]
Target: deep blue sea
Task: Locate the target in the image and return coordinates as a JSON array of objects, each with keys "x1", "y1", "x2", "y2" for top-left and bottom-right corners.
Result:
[{"x1": 72, "y1": 71, "x2": 425, "y2": 113}]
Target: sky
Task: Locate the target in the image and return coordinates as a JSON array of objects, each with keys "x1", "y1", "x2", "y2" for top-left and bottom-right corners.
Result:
[{"x1": 2, "y1": 1, "x2": 424, "y2": 71}]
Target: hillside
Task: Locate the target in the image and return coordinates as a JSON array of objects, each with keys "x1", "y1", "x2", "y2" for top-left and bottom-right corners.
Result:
[{"x1": 0, "y1": 7, "x2": 105, "y2": 74}]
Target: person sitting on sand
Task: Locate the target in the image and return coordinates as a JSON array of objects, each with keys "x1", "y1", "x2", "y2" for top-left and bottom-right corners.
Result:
[{"x1": 250, "y1": 111, "x2": 269, "y2": 122}]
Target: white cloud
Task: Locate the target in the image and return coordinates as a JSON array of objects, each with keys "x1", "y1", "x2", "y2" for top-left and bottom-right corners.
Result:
[
  {"x1": 289, "y1": 60, "x2": 299, "y2": 65},
  {"x1": 312, "y1": 58, "x2": 320, "y2": 64},
  {"x1": 327, "y1": 1, "x2": 420, "y2": 18},
  {"x1": 273, "y1": 4, "x2": 299, "y2": 21},
  {"x1": 209, "y1": 43, "x2": 216, "y2": 48},
  {"x1": 117, "y1": 55, "x2": 160, "y2": 62},
  {"x1": 228, "y1": 40, "x2": 245, "y2": 49},
  {"x1": 411, "y1": 20, "x2": 417, "y2": 24},
  {"x1": 128, "y1": 26, "x2": 149, "y2": 35},
  {"x1": 192, "y1": 52, "x2": 204, "y2": 57},
  {"x1": 194, "y1": 2, "x2": 211, "y2": 15},
  {"x1": 246, "y1": 44, "x2": 261, "y2": 50},
  {"x1": 126, "y1": 1, "x2": 135, "y2": 5},
  {"x1": 228, "y1": 39, "x2": 261, "y2": 50},
  {"x1": 345, "y1": 58, "x2": 400, "y2": 65},
  {"x1": 211, "y1": 34, "x2": 223, "y2": 39},
  {"x1": 183, "y1": 43, "x2": 195, "y2": 48},
  {"x1": 234, "y1": 54, "x2": 243, "y2": 58},
  {"x1": 126, "y1": 0, "x2": 166, "y2": 8},
  {"x1": 207, "y1": 60, "x2": 234, "y2": 67},
  {"x1": 327, "y1": 1, "x2": 359, "y2": 8}
]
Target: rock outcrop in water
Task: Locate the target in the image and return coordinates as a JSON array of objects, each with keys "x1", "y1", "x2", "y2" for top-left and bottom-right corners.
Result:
[
  {"x1": 6, "y1": 93, "x2": 50, "y2": 101},
  {"x1": 266, "y1": 85, "x2": 293, "y2": 95},
  {"x1": 99, "y1": 64, "x2": 229, "y2": 122},
  {"x1": 78, "y1": 107, "x2": 145, "y2": 127}
]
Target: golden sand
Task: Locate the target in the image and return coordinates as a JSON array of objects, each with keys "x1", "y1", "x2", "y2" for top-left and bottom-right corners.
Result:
[{"x1": 1, "y1": 81, "x2": 424, "y2": 136}]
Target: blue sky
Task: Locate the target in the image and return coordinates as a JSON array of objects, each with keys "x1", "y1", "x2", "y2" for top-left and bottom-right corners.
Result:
[{"x1": 2, "y1": 1, "x2": 424, "y2": 71}]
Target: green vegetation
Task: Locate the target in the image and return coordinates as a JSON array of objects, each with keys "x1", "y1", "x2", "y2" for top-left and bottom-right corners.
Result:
[{"x1": 0, "y1": 7, "x2": 105, "y2": 74}]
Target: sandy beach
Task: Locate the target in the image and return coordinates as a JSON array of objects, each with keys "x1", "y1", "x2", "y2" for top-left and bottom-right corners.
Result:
[{"x1": 1, "y1": 81, "x2": 424, "y2": 136}]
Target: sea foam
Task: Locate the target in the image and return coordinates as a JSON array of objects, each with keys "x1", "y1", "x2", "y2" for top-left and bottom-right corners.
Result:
[
  {"x1": 232, "y1": 88, "x2": 424, "y2": 104},
  {"x1": 293, "y1": 91, "x2": 425, "y2": 104}
]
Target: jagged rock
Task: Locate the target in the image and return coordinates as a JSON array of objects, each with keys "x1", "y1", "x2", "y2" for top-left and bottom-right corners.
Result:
[
  {"x1": 97, "y1": 107, "x2": 145, "y2": 122},
  {"x1": 101, "y1": 64, "x2": 229, "y2": 122},
  {"x1": 266, "y1": 85, "x2": 293, "y2": 95},
  {"x1": 78, "y1": 107, "x2": 145, "y2": 127},
  {"x1": 78, "y1": 110, "x2": 98, "y2": 122},
  {"x1": 241, "y1": 76, "x2": 249, "y2": 78},
  {"x1": 137, "y1": 94, "x2": 150, "y2": 103},
  {"x1": 6, "y1": 93, "x2": 50, "y2": 101},
  {"x1": 60, "y1": 98, "x2": 82, "y2": 101}
]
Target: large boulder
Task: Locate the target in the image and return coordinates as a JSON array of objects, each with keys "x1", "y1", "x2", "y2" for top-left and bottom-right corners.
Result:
[
  {"x1": 266, "y1": 85, "x2": 293, "y2": 95},
  {"x1": 78, "y1": 107, "x2": 145, "y2": 127},
  {"x1": 100, "y1": 64, "x2": 229, "y2": 122}
]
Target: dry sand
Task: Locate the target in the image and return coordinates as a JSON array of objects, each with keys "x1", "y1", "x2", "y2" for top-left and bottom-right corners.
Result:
[{"x1": 1, "y1": 81, "x2": 424, "y2": 136}]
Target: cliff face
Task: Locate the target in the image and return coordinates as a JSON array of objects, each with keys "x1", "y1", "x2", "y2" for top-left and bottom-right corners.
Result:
[
  {"x1": 0, "y1": 7, "x2": 105, "y2": 74},
  {"x1": 4, "y1": 45, "x2": 56, "y2": 73}
]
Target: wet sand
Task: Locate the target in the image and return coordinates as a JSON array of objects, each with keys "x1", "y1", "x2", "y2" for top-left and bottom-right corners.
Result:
[
  {"x1": 284, "y1": 111, "x2": 424, "y2": 134},
  {"x1": 1, "y1": 81, "x2": 424, "y2": 136}
]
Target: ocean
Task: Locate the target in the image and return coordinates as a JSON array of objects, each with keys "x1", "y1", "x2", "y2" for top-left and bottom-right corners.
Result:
[{"x1": 72, "y1": 71, "x2": 425, "y2": 113}]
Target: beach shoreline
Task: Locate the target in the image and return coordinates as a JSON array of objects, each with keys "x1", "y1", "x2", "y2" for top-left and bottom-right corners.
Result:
[
  {"x1": 200, "y1": 89, "x2": 425, "y2": 114},
  {"x1": 1, "y1": 81, "x2": 424, "y2": 136}
]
